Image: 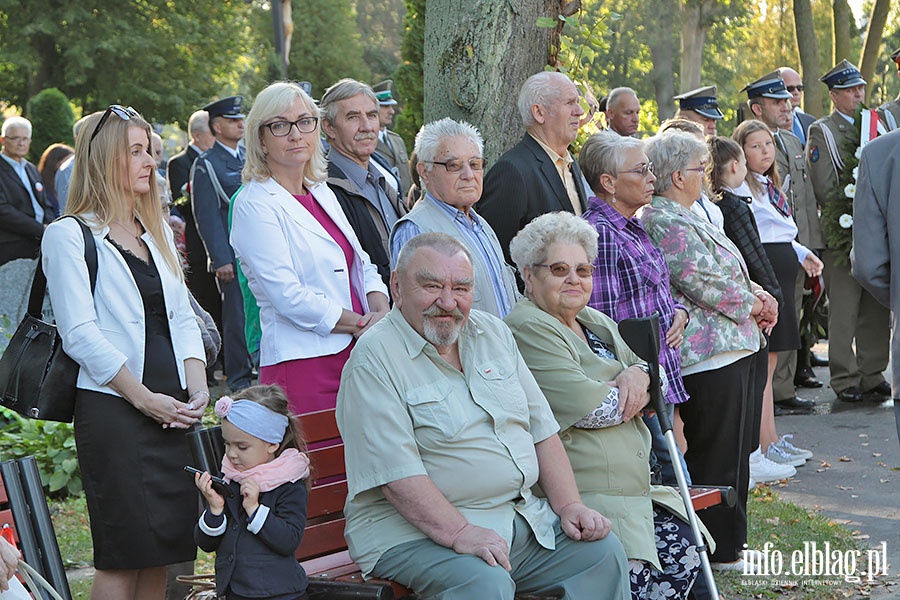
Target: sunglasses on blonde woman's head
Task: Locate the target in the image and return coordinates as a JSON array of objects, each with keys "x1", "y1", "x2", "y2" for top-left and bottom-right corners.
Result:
[
  {"x1": 89, "y1": 105, "x2": 140, "y2": 156},
  {"x1": 533, "y1": 262, "x2": 596, "y2": 278}
]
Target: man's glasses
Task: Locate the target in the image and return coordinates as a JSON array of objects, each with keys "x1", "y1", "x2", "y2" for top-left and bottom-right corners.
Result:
[
  {"x1": 262, "y1": 117, "x2": 319, "y2": 137},
  {"x1": 533, "y1": 261, "x2": 596, "y2": 278},
  {"x1": 89, "y1": 105, "x2": 140, "y2": 155},
  {"x1": 428, "y1": 158, "x2": 488, "y2": 173},
  {"x1": 620, "y1": 162, "x2": 653, "y2": 177},
  {"x1": 786, "y1": 85, "x2": 804, "y2": 93}
]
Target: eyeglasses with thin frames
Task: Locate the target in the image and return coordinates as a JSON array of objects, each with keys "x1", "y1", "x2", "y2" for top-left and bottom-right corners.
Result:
[
  {"x1": 682, "y1": 165, "x2": 707, "y2": 174},
  {"x1": 428, "y1": 158, "x2": 488, "y2": 173},
  {"x1": 262, "y1": 117, "x2": 319, "y2": 137},
  {"x1": 89, "y1": 105, "x2": 140, "y2": 156},
  {"x1": 533, "y1": 261, "x2": 596, "y2": 278},
  {"x1": 620, "y1": 162, "x2": 654, "y2": 177}
]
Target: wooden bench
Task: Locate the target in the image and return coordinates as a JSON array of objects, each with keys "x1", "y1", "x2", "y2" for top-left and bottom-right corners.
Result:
[{"x1": 192, "y1": 410, "x2": 731, "y2": 600}]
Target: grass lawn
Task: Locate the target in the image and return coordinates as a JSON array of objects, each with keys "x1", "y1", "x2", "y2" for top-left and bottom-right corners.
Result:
[{"x1": 50, "y1": 485, "x2": 891, "y2": 599}]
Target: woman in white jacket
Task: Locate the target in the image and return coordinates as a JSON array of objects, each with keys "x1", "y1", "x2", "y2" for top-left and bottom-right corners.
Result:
[
  {"x1": 41, "y1": 106, "x2": 208, "y2": 599},
  {"x1": 231, "y1": 82, "x2": 389, "y2": 416}
]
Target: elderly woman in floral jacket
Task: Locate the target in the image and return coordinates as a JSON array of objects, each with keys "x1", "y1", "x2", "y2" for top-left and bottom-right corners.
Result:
[{"x1": 640, "y1": 131, "x2": 776, "y2": 572}]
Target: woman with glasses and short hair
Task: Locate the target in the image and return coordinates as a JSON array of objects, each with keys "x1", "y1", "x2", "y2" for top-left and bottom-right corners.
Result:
[
  {"x1": 578, "y1": 131, "x2": 692, "y2": 488},
  {"x1": 41, "y1": 105, "x2": 209, "y2": 599},
  {"x1": 230, "y1": 81, "x2": 389, "y2": 416},
  {"x1": 503, "y1": 212, "x2": 706, "y2": 600},
  {"x1": 640, "y1": 130, "x2": 777, "y2": 573}
]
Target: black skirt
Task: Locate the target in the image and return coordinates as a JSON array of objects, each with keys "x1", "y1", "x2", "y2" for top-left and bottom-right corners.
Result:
[{"x1": 762, "y1": 242, "x2": 801, "y2": 352}]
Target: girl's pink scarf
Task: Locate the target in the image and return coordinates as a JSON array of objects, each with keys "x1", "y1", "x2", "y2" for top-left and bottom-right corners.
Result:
[{"x1": 221, "y1": 448, "x2": 310, "y2": 492}]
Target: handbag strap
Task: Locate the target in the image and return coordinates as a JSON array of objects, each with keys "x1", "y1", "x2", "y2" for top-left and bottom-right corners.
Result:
[
  {"x1": 27, "y1": 216, "x2": 98, "y2": 319},
  {"x1": 15, "y1": 559, "x2": 65, "y2": 600}
]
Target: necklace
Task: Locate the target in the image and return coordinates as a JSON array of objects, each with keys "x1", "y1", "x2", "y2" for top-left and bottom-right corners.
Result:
[{"x1": 111, "y1": 220, "x2": 144, "y2": 246}]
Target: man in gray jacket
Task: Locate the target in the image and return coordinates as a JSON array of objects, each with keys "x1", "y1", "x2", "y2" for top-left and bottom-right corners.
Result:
[{"x1": 851, "y1": 129, "x2": 900, "y2": 441}]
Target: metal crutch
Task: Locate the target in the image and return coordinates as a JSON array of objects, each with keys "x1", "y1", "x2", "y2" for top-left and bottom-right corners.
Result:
[{"x1": 618, "y1": 314, "x2": 720, "y2": 598}]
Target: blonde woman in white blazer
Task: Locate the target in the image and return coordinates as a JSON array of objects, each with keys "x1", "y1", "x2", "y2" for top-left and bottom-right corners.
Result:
[
  {"x1": 41, "y1": 106, "x2": 207, "y2": 600},
  {"x1": 231, "y1": 82, "x2": 389, "y2": 416}
]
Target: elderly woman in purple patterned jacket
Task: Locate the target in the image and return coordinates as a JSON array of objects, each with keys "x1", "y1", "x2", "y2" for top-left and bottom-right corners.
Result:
[
  {"x1": 578, "y1": 131, "x2": 691, "y2": 488},
  {"x1": 640, "y1": 130, "x2": 777, "y2": 573}
]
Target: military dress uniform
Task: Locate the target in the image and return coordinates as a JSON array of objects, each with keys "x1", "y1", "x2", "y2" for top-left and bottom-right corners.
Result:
[
  {"x1": 877, "y1": 48, "x2": 900, "y2": 131},
  {"x1": 372, "y1": 80, "x2": 413, "y2": 198},
  {"x1": 190, "y1": 96, "x2": 254, "y2": 392},
  {"x1": 807, "y1": 61, "x2": 890, "y2": 399}
]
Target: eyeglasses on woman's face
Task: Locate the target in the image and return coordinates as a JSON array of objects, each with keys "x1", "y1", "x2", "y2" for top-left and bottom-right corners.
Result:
[
  {"x1": 533, "y1": 261, "x2": 596, "y2": 278},
  {"x1": 619, "y1": 162, "x2": 654, "y2": 178},
  {"x1": 262, "y1": 117, "x2": 319, "y2": 137}
]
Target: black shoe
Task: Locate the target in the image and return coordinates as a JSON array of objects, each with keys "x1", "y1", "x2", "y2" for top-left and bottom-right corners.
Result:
[
  {"x1": 837, "y1": 387, "x2": 864, "y2": 402},
  {"x1": 775, "y1": 396, "x2": 816, "y2": 409},
  {"x1": 794, "y1": 368, "x2": 824, "y2": 389},
  {"x1": 863, "y1": 382, "x2": 892, "y2": 399},
  {"x1": 810, "y1": 353, "x2": 829, "y2": 367}
]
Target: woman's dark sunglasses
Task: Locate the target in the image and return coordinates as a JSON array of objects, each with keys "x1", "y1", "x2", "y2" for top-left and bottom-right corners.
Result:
[{"x1": 89, "y1": 105, "x2": 140, "y2": 155}]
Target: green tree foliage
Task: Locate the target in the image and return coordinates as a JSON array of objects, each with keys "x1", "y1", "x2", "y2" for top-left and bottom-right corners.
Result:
[
  {"x1": 0, "y1": 1, "x2": 257, "y2": 124},
  {"x1": 393, "y1": 0, "x2": 424, "y2": 147},
  {"x1": 25, "y1": 88, "x2": 75, "y2": 163},
  {"x1": 285, "y1": 0, "x2": 370, "y2": 98},
  {"x1": 356, "y1": 0, "x2": 406, "y2": 82}
]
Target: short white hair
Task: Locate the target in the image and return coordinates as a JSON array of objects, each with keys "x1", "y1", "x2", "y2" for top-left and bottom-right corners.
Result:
[
  {"x1": 2, "y1": 116, "x2": 32, "y2": 137},
  {"x1": 606, "y1": 87, "x2": 638, "y2": 111},
  {"x1": 578, "y1": 131, "x2": 644, "y2": 190},
  {"x1": 517, "y1": 72, "x2": 572, "y2": 129},
  {"x1": 509, "y1": 212, "x2": 599, "y2": 273},
  {"x1": 188, "y1": 110, "x2": 210, "y2": 137},
  {"x1": 644, "y1": 131, "x2": 708, "y2": 195},
  {"x1": 414, "y1": 118, "x2": 484, "y2": 166}
]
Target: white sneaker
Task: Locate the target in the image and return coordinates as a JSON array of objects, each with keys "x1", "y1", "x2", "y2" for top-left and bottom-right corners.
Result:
[
  {"x1": 765, "y1": 442, "x2": 806, "y2": 467},
  {"x1": 774, "y1": 434, "x2": 813, "y2": 461},
  {"x1": 749, "y1": 448, "x2": 796, "y2": 482},
  {"x1": 748, "y1": 476, "x2": 756, "y2": 491}
]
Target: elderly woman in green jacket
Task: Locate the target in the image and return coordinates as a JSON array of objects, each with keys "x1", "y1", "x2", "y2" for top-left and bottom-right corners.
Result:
[{"x1": 504, "y1": 212, "x2": 710, "y2": 600}]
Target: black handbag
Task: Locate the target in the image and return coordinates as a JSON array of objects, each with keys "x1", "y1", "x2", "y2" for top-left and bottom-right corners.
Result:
[{"x1": 0, "y1": 216, "x2": 97, "y2": 422}]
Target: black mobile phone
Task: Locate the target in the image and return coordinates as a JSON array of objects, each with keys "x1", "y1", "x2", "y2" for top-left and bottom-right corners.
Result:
[{"x1": 184, "y1": 465, "x2": 234, "y2": 498}]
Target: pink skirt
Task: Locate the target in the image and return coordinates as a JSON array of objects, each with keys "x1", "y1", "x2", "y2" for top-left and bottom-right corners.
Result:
[{"x1": 259, "y1": 342, "x2": 355, "y2": 416}]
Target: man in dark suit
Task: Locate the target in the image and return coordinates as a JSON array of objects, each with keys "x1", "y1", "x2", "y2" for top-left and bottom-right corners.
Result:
[
  {"x1": 190, "y1": 96, "x2": 253, "y2": 392},
  {"x1": 477, "y1": 71, "x2": 589, "y2": 263},
  {"x1": 779, "y1": 67, "x2": 816, "y2": 146},
  {"x1": 0, "y1": 116, "x2": 53, "y2": 266}
]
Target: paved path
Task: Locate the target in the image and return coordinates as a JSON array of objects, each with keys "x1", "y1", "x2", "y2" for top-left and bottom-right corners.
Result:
[{"x1": 769, "y1": 358, "x2": 900, "y2": 598}]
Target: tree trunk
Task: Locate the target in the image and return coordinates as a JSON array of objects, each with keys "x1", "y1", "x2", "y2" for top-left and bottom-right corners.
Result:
[
  {"x1": 647, "y1": 0, "x2": 678, "y2": 120},
  {"x1": 424, "y1": 0, "x2": 555, "y2": 163},
  {"x1": 680, "y1": 0, "x2": 719, "y2": 92},
  {"x1": 859, "y1": 0, "x2": 891, "y2": 103},
  {"x1": 832, "y1": 0, "x2": 852, "y2": 65},
  {"x1": 794, "y1": 0, "x2": 826, "y2": 116},
  {"x1": 29, "y1": 33, "x2": 57, "y2": 99}
]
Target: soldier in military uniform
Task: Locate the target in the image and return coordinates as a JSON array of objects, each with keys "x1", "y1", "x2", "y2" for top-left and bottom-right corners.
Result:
[
  {"x1": 807, "y1": 60, "x2": 891, "y2": 403},
  {"x1": 673, "y1": 85, "x2": 724, "y2": 137},
  {"x1": 190, "y1": 95, "x2": 254, "y2": 392},
  {"x1": 877, "y1": 48, "x2": 900, "y2": 131},
  {"x1": 743, "y1": 71, "x2": 826, "y2": 410},
  {"x1": 372, "y1": 80, "x2": 412, "y2": 198}
]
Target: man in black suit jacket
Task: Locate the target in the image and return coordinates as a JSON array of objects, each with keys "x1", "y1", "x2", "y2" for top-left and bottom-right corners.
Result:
[
  {"x1": 477, "y1": 71, "x2": 589, "y2": 263},
  {"x1": 0, "y1": 117, "x2": 53, "y2": 266},
  {"x1": 167, "y1": 109, "x2": 222, "y2": 340}
]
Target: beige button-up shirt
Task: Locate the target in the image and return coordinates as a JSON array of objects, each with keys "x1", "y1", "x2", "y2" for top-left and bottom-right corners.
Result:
[{"x1": 337, "y1": 307, "x2": 561, "y2": 575}]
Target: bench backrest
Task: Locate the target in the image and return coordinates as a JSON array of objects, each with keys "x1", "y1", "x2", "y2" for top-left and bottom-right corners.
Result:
[{"x1": 295, "y1": 409, "x2": 348, "y2": 561}]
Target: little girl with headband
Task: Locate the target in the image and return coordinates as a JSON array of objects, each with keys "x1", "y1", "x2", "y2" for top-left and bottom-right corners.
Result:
[{"x1": 193, "y1": 385, "x2": 311, "y2": 600}]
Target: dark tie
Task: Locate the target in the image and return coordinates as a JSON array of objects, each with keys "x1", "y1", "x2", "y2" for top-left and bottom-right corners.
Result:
[{"x1": 766, "y1": 178, "x2": 791, "y2": 218}]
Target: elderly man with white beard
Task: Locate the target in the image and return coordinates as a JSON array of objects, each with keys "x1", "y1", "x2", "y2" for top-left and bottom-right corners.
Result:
[{"x1": 336, "y1": 232, "x2": 630, "y2": 600}]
